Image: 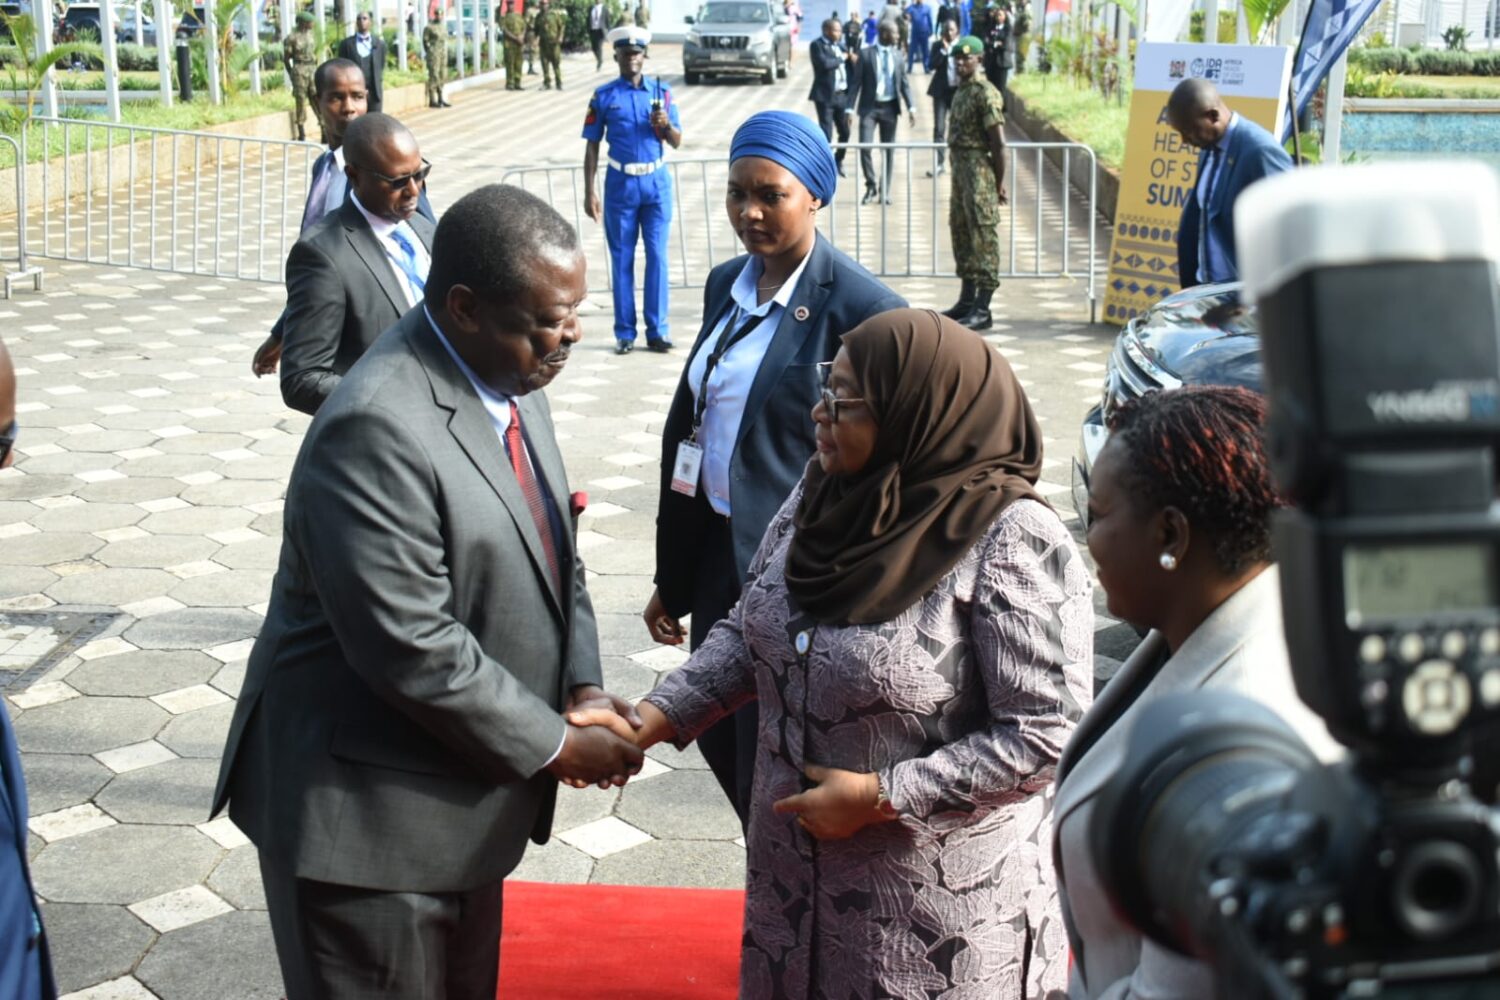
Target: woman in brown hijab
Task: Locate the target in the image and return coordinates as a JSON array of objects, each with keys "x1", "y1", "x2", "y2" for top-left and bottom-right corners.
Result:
[{"x1": 612, "y1": 309, "x2": 1095, "y2": 998}]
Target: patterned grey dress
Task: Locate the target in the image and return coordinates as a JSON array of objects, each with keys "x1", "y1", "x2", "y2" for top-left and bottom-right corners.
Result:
[{"x1": 646, "y1": 486, "x2": 1095, "y2": 999}]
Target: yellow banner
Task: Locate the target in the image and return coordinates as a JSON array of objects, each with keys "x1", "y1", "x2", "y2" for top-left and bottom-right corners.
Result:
[{"x1": 1104, "y1": 43, "x2": 1293, "y2": 324}]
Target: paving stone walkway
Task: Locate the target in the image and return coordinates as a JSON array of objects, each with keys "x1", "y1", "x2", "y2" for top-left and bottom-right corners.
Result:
[{"x1": 1, "y1": 46, "x2": 1130, "y2": 999}]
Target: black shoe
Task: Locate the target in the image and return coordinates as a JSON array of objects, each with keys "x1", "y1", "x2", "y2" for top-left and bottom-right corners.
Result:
[
  {"x1": 439, "y1": 99, "x2": 452, "y2": 107},
  {"x1": 860, "y1": 188, "x2": 878, "y2": 205},
  {"x1": 837, "y1": 163, "x2": 847, "y2": 177},
  {"x1": 957, "y1": 286, "x2": 996, "y2": 331},
  {"x1": 882, "y1": 195, "x2": 893, "y2": 205},
  {"x1": 615, "y1": 340, "x2": 634, "y2": 355},
  {"x1": 646, "y1": 339, "x2": 673, "y2": 353},
  {"x1": 941, "y1": 280, "x2": 975, "y2": 319},
  {"x1": 556, "y1": 82, "x2": 563, "y2": 90}
]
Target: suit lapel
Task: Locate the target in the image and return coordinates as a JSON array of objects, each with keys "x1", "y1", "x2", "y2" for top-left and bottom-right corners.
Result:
[
  {"x1": 733, "y1": 237, "x2": 834, "y2": 457},
  {"x1": 411, "y1": 318, "x2": 567, "y2": 620},
  {"x1": 410, "y1": 212, "x2": 436, "y2": 252},
  {"x1": 1208, "y1": 124, "x2": 1242, "y2": 220},
  {"x1": 343, "y1": 203, "x2": 406, "y2": 314}
]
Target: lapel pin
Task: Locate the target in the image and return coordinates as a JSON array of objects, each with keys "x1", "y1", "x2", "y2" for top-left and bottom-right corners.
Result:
[{"x1": 793, "y1": 306, "x2": 810, "y2": 322}]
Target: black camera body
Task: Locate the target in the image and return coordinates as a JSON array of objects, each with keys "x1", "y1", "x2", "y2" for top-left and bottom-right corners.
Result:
[{"x1": 1091, "y1": 162, "x2": 1500, "y2": 998}]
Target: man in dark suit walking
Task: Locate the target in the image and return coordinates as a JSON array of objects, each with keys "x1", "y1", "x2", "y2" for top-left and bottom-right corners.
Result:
[
  {"x1": 925, "y1": 16, "x2": 958, "y2": 175},
  {"x1": 279, "y1": 113, "x2": 435, "y2": 415},
  {"x1": 808, "y1": 17, "x2": 858, "y2": 176},
  {"x1": 336, "y1": 11, "x2": 386, "y2": 112},
  {"x1": 212, "y1": 183, "x2": 643, "y2": 1000},
  {"x1": 1170, "y1": 78, "x2": 1293, "y2": 289},
  {"x1": 853, "y1": 19, "x2": 915, "y2": 204}
]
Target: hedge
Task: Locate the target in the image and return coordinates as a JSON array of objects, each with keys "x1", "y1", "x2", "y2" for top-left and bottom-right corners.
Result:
[{"x1": 1351, "y1": 45, "x2": 1500, "y2": 77}]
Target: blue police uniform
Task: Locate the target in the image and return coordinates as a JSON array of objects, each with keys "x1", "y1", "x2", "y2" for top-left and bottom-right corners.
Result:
[
  {"x1": 0, "y1": 709, "x2": 55, "y2": 1000},
  {"x1": 582, "y1": 75, "x2": 681, "y2": 348}
]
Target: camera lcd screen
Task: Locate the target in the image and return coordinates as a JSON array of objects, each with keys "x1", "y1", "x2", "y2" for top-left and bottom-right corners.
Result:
[{"x1": 1343, "y1": 543, "x2": 1497, "y2": 622}]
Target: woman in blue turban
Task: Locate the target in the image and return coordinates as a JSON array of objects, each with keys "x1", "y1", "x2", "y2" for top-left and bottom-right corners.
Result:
[{"x1": 641, "y1": 109, "x2": 907, "y2": 827}]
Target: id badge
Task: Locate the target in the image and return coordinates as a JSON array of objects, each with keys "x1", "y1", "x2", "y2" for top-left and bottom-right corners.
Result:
[{"x1": 670, "y1": 440, "x2": 704, "y2": 497}]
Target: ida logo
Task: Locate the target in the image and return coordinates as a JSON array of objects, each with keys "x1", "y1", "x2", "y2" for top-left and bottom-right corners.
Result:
[{"x1": 1168, "y1": 59, "x2": 1186, "y2": 79}]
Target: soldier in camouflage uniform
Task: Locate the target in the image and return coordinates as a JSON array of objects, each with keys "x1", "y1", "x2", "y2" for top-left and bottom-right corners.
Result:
[
  {"x1": 423, "y1": 6, "x2": 450, "y2": 107},
  {"x1": 500, "y1": 0, "x2": 527, "y2": 89},
  {"x1": 536, "y1": 0, "x2": 567, "y2": 89},
  {"x1": 634, "y1": 0, "x2": 649, "y2": 27},
  {"x1": 523, "y1": 2, "x2": 539, "y2": 75},
  {"x1": 942, "y1": 35, "x2": 1007, "y2": 330},
  {"x1": 283, "y1": 13, "x2": 320, "y2": 141}
]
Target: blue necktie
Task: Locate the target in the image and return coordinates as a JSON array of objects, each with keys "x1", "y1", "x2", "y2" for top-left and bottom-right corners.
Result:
[
  {"x1": 389, "y1": 225, "x2": 426, "y2": 301},
  {"x1": 301, "y1": 151, "x2": 335, "y2": 233}
]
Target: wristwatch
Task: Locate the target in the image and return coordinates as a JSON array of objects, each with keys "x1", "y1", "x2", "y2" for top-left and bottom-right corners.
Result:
[{"x1": 873, "y1": 772, "x2": 899, "y2": 820}]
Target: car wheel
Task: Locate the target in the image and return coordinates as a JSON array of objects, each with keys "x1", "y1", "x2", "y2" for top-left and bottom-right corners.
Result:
[
  {"x1": 685, "y1": 69, "x2": 700, "y2": 84},
  {"x1": 761, "y1": 65, "x2": 774, "y2": 85}
]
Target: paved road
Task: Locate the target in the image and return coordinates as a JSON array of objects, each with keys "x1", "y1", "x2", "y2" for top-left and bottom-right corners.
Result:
[{"x1": 0, "y1": 46, "x2": 1125, "y2": 999}]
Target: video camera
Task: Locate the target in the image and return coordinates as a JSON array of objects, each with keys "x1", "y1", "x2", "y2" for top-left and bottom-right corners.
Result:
[{"x1": 1090, "y1": 162, "x2": 1500, "y2": 999}]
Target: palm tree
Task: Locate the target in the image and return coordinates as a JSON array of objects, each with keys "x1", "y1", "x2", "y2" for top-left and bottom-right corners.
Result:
[{"x1": 0, "y1": 12, "x2": 104, "y2": 130}]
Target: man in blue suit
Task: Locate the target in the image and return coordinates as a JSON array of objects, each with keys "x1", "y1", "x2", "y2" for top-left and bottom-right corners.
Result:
[
  {"x1": 582, "y1": 26, "x2": 683, "y2": 355},
  {"x1": 0, "y1": 340, "x2": 57, "y2": 1000},
  {"x1": 1170, "y1": 78, "x2": 1293, "y2": 290}
]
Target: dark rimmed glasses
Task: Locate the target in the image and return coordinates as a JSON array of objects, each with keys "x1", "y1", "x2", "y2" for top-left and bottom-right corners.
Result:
[
  {"x1": 351, "y1": 158, "x2": 433, "y2": 191},
  {"x1": 0, "y1": 418, "x2": 16, "y2": 466},
  {"x1": 815, "y1": 362, "x2": 866, "y2": 424}
]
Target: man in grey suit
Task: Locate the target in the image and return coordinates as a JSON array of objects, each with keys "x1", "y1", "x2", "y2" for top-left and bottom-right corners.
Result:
[
  {"x1": 853, "y1": 19, "x2": 916, "y2": 204},
  {"x1": 280, "y1": 113, "x2": 435, "y2": 416},
  {"x1": 212, "y1": 184, "x2": 643, "y2": 1000}
]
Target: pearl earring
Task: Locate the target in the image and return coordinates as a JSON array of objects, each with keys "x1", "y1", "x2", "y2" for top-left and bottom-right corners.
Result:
[{"x1": 1159, "y1": 553, "x2": 1178, "y2": 571}]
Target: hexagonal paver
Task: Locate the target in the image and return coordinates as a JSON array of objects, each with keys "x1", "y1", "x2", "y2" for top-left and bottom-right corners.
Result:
[
  {"x1": 616, "y1": 770, "x2": 742, "y2": 842},
  {"x1": 135, "y1": 910, "x2": 284, "y2": 1000},
  {"x1": 123, "y1": 608, "x2": 263, "y2": 651},
  {"x1": 45, "y1": 568, "x2": 179, "y2": 607},
  {"x1": 0, "y1": 532, "x2": 103, "y2": 566},
  {"x1": 16, "y1": 752, "x2": 112, "y2": 814},
  {"x1": 12, "y1": 697, "x2": 169, "y2": 755},
  {"x1": 158, "y1": 701, "x2": 234, "y2": 759},
  {"x1": 139, "y1": 506, "x2": 255, "y2": 537},
  {"x1": 179, "y1": 479, "x2": 284, "y2": 507},
  {"x1": 0, "y1": 565, "x2": 59, "y2": 599},
  {"x1": 211, "y1": 536, "x2": 281, "y2": 571},
  {"x1": 507, "y1": 839, "x2": 594, "y2": 885},
  {"x1": 168, "y1": 570, "x2": 273, "y2": 608},
  {"x1": 29, "y1": 824, "x2": 221, "y2": 903},
  {"x1": 553, "y1": 784, "x2": 621, "y2": 834},
  {"x1": 94, "y1": 757, "x2": 220, "y2": 825},
  {"x1": 600, "y1": 657, "x2": 657, "y2": 702},
  {"x1": 206, "y1": 846, "x2": 265, "y2": 910},
  {"x1": 590, "y1": 839, "x2": 747, "y2": 889},
  {"x1": 95, "y1": 534, "x2": 220, "y2": 569},
  {"x1": 29, "y1": 503, "x2": 146, "y2": 534},
  {"x1": 38, "y1": 902, "x2": 156, "y2": 995},
  {"x1": 66, "y1": 650, "x2": 221, "y2": 698}
]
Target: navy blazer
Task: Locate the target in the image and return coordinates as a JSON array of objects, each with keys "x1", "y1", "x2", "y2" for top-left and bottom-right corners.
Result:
[
  {"x1": 1176, "y1": 114, "x2": 1292, "y2": 289},
  {"x1": 0, "y1": 711, "x2": 56, "y2": 1000},
  {"x1": 654, "y1": 234, "x2": 906, "y2": 616},
  {"x1": 807, "y1": 35, "x2": 854, "y2": 108}
]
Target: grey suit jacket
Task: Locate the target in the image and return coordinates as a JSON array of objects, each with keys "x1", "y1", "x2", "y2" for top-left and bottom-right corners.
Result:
[
  {"x1": 279, "y1": 200, "x2": 436, "y2": 416},
  {"x1": 212, "y1": 307, "x2": 602, "y2": 894},
  {"x1": 1051, "y1": 568, "x2": 1339, "y2": 999}
]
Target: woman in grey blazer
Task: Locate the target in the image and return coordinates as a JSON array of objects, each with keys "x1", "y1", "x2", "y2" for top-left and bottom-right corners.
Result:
[{"x1": 1055, "y1": 386, "x2": 1340, "y2": 999}]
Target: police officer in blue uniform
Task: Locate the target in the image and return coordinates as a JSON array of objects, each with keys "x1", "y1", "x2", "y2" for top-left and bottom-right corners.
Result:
[{"x1": 582, "y1": 26, "x2": 683, "y2": 355}]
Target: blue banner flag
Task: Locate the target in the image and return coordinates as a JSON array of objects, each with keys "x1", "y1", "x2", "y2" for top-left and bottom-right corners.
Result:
[{"x1": 1281, "y1": 0, "x2": 1384, "y2": 142}]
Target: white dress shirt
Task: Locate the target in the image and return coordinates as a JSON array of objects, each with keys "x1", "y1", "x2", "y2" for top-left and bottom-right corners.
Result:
[
  {"x1": 355, "y1": 31, "x2": 373, "y2": 57},
  {"x1": 351, "y1": 193, "x2": 430, "y2": 309},
  {"x1": 685, "y1": 251, "x2": 812, "y2": 516},
  {"x1": 589, "y1": 3, "x2": 605, "y2": 28},
  {"x1": 424, "y1": 307, "x2": 567, "y2": 769},
  {"x1": 875, "y1": 45, "x2": 896, "y2": 102}
]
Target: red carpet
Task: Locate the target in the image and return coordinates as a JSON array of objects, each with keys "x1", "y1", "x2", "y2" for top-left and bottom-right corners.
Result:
[{"x1": 498, "y1": 881, "x2": 744, "y2": 998}]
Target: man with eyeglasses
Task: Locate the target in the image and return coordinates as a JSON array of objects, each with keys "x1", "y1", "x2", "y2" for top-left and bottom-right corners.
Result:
[{"x1": 280, "y1": 113, "x2": 437, "y2": 416}]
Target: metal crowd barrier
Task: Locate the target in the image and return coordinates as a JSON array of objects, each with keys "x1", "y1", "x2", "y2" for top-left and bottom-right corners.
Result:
[
  {"x1": 17, "y1": 116, "x2": 321, "y2": 284},
  {"x1": 2, "y1": 134, "x2": 45, "y2": 300},
  {"x1": 501, "y1": 140, "x2": 1099, "y2": 317}
]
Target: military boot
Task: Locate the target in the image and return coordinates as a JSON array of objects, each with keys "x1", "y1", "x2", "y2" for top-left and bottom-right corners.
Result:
[
  {"x1": 941, "y1": 280, "x2": 974, "y2": 319},
  {"x1": 957, "y1": 286, "x2": 996, "y2": 331}
]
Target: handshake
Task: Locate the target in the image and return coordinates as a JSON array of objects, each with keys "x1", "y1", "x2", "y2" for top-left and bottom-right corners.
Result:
[{"x1": 543, "y1": 684, "x2": 677, "y2": 789}]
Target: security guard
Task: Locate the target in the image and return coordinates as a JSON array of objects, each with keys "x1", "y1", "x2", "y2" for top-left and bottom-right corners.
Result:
[
  {"x1": 942, "y1": 35, "x2": 1008, "y2": 330},
  {"x1": 582, "y1": 26, "x2": 682, "y2": 354},
  {"x1": 523, "y1": 0, "x2": 539, "y2": 75},
  {"x1": 500, "y1": 0, "x2": 526, "y2": 90},
  {"x1": 536, "y1": 0, "x2": 567, "y2": 90},
  {"x1": 423, "y1": 6, "x2": 450, "y2": 108},
  {"x1": 284, "y1": 13, "x2": 320, "y2": 141},
  {"x1": 634, "y1": 0, "x2": 649, "y2": 27}
]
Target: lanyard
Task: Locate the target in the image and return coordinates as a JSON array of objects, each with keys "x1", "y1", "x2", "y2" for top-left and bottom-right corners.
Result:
[{"x1": 689, "y1": 302, "x2": 769, "y2": 439}]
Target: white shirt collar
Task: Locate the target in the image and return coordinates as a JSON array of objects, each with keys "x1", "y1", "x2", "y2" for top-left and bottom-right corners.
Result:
[
  {"x1": 423, "y1": 306, "x2": 515, "y2": 431},
  {"x1": 729, "y1": 249, "x2": 813, "y2": 317},
  {"x1": 350, "y1": 191, "x2": 399, "y2": 239}
]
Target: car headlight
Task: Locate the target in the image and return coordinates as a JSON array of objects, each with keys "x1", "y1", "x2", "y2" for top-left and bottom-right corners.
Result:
[{"x1": 685, "y1": 29, "x2": 700, "y2": 44}]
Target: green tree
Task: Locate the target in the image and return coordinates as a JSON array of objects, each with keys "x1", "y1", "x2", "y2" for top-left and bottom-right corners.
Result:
[{"x1": 0, "y1": 12, "x2": 103, "y2": 130}]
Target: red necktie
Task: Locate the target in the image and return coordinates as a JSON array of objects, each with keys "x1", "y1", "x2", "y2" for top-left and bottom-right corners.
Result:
[{"x1": 505, "y1": 402, "x2": 562, "y2": 593}]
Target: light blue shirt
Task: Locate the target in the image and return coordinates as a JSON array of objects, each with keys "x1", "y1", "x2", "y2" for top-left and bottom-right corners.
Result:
[
  {"x1": 1197, "y1": 112, "x2": 1240, "y2": 284},
  {"x1": 686, "y1": 251, "x2": 812, "y2": 516},
  {"x1": 875, "y1": 45, "x2": 897, "y2": 102},
  {"x1": 424, "y1": 308, "x2": 568, "y2": 768},
  {"x1": 355, "y1": 32, "x2": 373, "y2": 58}
]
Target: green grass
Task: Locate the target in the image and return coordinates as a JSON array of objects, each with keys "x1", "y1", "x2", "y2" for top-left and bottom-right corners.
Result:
[{"x1": 1009, "y1": 73, "x2": 1130, "y2": 172}]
